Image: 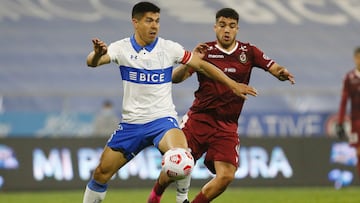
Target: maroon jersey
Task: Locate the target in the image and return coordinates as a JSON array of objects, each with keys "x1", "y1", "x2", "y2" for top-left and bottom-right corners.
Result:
[
  {"x1": 188, "y1": 41, "x2": 275, "y2": 133},
  {"x1": 338, "y1": 69, "x2": 360, "y2": 127}
]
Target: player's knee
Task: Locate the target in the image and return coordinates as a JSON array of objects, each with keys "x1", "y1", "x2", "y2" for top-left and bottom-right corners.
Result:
[
  {"x1": 93, "y1": 165, "x2": 113, "y2": 183},
  {"x1": 217, "y1": 172, "x2": 235, "y2": 187}
]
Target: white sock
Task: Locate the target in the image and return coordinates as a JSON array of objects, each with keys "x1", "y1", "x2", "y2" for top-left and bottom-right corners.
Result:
[
  {"x1": 83, "y1": 185, "x2": 107, "y2": 203},
  {"x1": 176, "y1": 174, "x2": 191, "y2": 203}
]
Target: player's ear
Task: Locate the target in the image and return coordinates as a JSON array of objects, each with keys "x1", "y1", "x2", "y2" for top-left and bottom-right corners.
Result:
[{"x1": 132, "y1": 18, "x2": 138, "y2": 29}]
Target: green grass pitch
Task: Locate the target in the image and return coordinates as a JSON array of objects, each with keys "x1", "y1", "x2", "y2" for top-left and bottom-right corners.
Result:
[{"x1": 1, "y1": 187, "x2": 360, "y2": 203}]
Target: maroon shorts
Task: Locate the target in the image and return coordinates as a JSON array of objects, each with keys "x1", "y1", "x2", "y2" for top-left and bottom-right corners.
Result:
[
  {"x1": 182, "y1": 116, "x2": 240, "y2": 174},
  {"x1": 350, "y1": 120, "x2": 360, "y2": 148}
]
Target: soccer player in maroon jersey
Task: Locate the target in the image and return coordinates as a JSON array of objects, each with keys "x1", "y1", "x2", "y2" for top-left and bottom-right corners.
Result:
[
  {"x1": 148, "y1": 8, "x2": 295, "y2": 203},
  {"x1": 337, "y1": 47, "x2": 360, "y2": 180}
]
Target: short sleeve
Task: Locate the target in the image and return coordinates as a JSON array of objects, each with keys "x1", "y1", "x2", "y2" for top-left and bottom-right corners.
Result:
[
  {"x1": 168, "y1": 41, "x2": 193, "y2": 65},
  {"x1": 107, "y1": 41, "x2": 122, "y2": 65},
  {"x1": 251, "y1": 45, "x2": 275, "y2": 71}
]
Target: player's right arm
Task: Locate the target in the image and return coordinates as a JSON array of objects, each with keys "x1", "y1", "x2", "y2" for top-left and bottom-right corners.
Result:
[
  {"x1": 338, "y1": 75, "x2": 349, "y2": 124},
  {"x1": 187, "y1": 55, "x2": 257, "y2": 100},
  {"x1": 338, "y1": 77, "x2": 348, "y2": 124},
  {"x1": 173, "y1": 43, "x2": 209, "y2": 83},
  {"x1": 337, "y1": 75, "x2": 349, "y2": 139},
  {"x1": 172, "y1": 65, "x2": 192, "y2": 83},
  {"x1": 174, "y1": 43, "x2": 257, "y2": 99},
  {"x1": 86, "y1": 38, "x2": 111, "y2": 67}
]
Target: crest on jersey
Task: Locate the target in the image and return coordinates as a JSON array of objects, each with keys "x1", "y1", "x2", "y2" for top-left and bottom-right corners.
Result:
[{"x1": 239, "y1": 52, "x2": 247, "y2": 63}]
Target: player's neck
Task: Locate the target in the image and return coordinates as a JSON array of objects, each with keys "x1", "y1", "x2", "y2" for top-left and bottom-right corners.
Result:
[
  {"x1": 216, "y1": 41, "x2": 237, "y2": 53},
  {"x1": 134, "y1": 34, "x2": 148, "y2": 47}
]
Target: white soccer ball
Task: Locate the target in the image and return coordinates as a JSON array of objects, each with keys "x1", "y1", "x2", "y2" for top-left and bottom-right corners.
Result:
[{"x1": 161, "y1": 148, "x2": 194, "y2": 180}]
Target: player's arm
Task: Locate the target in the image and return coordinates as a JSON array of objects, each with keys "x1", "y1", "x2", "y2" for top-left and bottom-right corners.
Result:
[
  {"x1": 172, "y1": 65, "x2": 192, "y2": 83},
  {"x1": 86, "y1": 38, "x2": 111, "y2": 68},
  {"x1": 268, "y1": 63, "x2": 295, "y2": 84},
  {"x1": 187, "y1": 54, "x2": 258, "y2": 100},
  {"x1": 173, "y1": 43, "x2": 210, "y2": 83},
  {"x1": 336, "y1": 76, "x2": 349, "y2": 139}
]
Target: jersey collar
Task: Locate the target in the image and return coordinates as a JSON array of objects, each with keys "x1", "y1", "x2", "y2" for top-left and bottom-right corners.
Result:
[
  {"x1": 215, "y1": 42, "x2": 238, "y2": 55},
  {"x1": 130, "y1": 35, "x2": 158, "y2": 53}
]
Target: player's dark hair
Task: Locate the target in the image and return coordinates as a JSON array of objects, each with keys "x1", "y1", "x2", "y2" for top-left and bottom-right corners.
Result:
[
  {"x1": 216, "y1": 8, "x2": 239, "y2": 23},
  {"x1": 354, "y1": 47, "x2": 360, "y2": 56},
  {"x1": 132, "y1": 2, "x2": 160, "y2": 19}
]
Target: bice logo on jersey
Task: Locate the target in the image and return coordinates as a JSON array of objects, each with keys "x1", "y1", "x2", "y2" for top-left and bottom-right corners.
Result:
[
  {"x1": 121, "y1": 66, "x2": 172, "y2": 84},
  {"x1": 129, "y1": 71, "x2": 165, "y2": 83}
]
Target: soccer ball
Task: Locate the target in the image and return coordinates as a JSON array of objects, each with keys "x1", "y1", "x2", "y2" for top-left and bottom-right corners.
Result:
[{"x1": 161, "y1": 148, "x2": 194, "y2": 180}]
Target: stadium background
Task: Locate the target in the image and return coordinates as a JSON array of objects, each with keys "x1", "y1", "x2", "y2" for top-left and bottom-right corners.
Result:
[{"x1": 0, "y1": 0, "x2": 359, "y2": 192}]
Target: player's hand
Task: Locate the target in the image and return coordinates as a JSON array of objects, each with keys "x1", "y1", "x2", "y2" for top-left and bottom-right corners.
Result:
[
  {"x1": 192, "y1": 43, "x2": 208, "y2": 59},
  {"x1": 278, "y1": 68, "x2": 295, "y2": 84},
  {"x1": 231, "y1": 83, "x2": 258, "y2": 100},
  {"x1": 92, "y1": 38, "x2": 108, "y2": 56},
  {"x1": 335, "y1": 123, "x2": 347, "y2": 140}
]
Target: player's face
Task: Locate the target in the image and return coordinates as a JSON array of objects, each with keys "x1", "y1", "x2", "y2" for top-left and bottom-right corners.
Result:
[
  {"x1": 132, "y1": 12, "x2": 160, "y2": 46},
  {"x1": 214, "y1": 17, "x2": 238, "y2": 49},
  {"x1": 354, "y1": 53, "x2": 360, "y2": 69}
]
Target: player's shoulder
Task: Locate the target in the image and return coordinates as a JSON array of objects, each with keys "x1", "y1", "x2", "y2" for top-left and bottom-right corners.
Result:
[
  {"x1": 238, "y1": 41, "x2": 251, "y2": 46},
  {"x1": 238, "y1": 41, "x2": 258, "y2": 50},
  {"x1": 204, "y1": 41, "x2": 217, "y2": 46},
  {"x1": 157, "y1": 37, "x2": 182, "y2": 48},
  {"x1": 109, "y1": 37, "x2": 131, "y2": 47}
]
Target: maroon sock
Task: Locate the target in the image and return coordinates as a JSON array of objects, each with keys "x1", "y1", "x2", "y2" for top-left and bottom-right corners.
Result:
[
  {"x1": 153, "y1": 180, "x2": 169, "y2": 196},
  {"x1": 191, "y1": 192, "x2": 210, "y2": 203},
  {"x1": 357, "y1": 155, "x2": 360, "y2": 180}
]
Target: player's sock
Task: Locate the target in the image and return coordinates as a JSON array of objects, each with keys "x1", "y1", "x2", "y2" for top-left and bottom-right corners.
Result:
[
  {"x1": 176, "y1": 175, "x2": 191, "y2": 203},
  {"x1": 83, "y1": 179, "x2": 108, "y2": 203},
  {"x1": 191, "y1": 191, "x2": 209, "y2": 203},
  {"x1": 148, "y1": 189, "x2": 161, "y2": 203},
  {"x1": 147, "y1": 180, "x2": 169, "y2": 203},
  {"x1": 357, "y1": 155, "x2": 360, "y2": 180}
]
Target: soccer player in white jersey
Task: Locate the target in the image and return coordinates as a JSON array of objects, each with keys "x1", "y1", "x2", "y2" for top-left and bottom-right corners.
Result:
[{"x1": 82, "y1": 2, "x2": 257, "y2": 203}]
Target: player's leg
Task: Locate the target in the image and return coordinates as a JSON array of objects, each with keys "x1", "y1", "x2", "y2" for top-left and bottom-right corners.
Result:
[
  {"x1": 350, "y1": 124, "x2": 360, "y2": 180},
  {"x1": 84, "y1": 122, "x2": 144, "y2": 203},
  {"x1": 175, "y1": 172, "x2": 192, "y2": 203},
  {"x1": 191, "y1": 132, "x2": 239, "y2": 203},
  {"x1": 174, "y1": 116, "x2": 207, "y2": 203},
  {"x1": 148, "y1": 127, "x2": 188, "y2": 203},
  {"x1": 356, "y1": 146, "x2": 360, "y2": 180},
  {"x1": 83, "y1": 146, "x2": 127, "y2": 203},
  {"x1": 192, "y1": 161, "x2": 237, "y2": 203}
]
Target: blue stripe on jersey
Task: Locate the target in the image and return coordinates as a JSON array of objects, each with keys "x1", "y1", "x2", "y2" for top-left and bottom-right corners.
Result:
[{"x1": 120, "y1": 66, "x2": 173, "y2": 84}]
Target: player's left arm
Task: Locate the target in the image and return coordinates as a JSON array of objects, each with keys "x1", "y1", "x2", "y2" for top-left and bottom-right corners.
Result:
[{"x1": 268, "y1": 63, "x2": 296, "y2": 84}]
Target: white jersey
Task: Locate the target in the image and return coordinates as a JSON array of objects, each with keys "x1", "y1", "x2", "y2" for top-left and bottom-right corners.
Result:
[{"x1": 107, "y1": 36, "x2": 192, "y2": 124}]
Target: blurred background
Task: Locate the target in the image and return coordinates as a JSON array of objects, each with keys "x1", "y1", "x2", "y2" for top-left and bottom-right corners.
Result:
[{"x1": 0, "y1": 0, "x2": 359, "y2": 191}]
